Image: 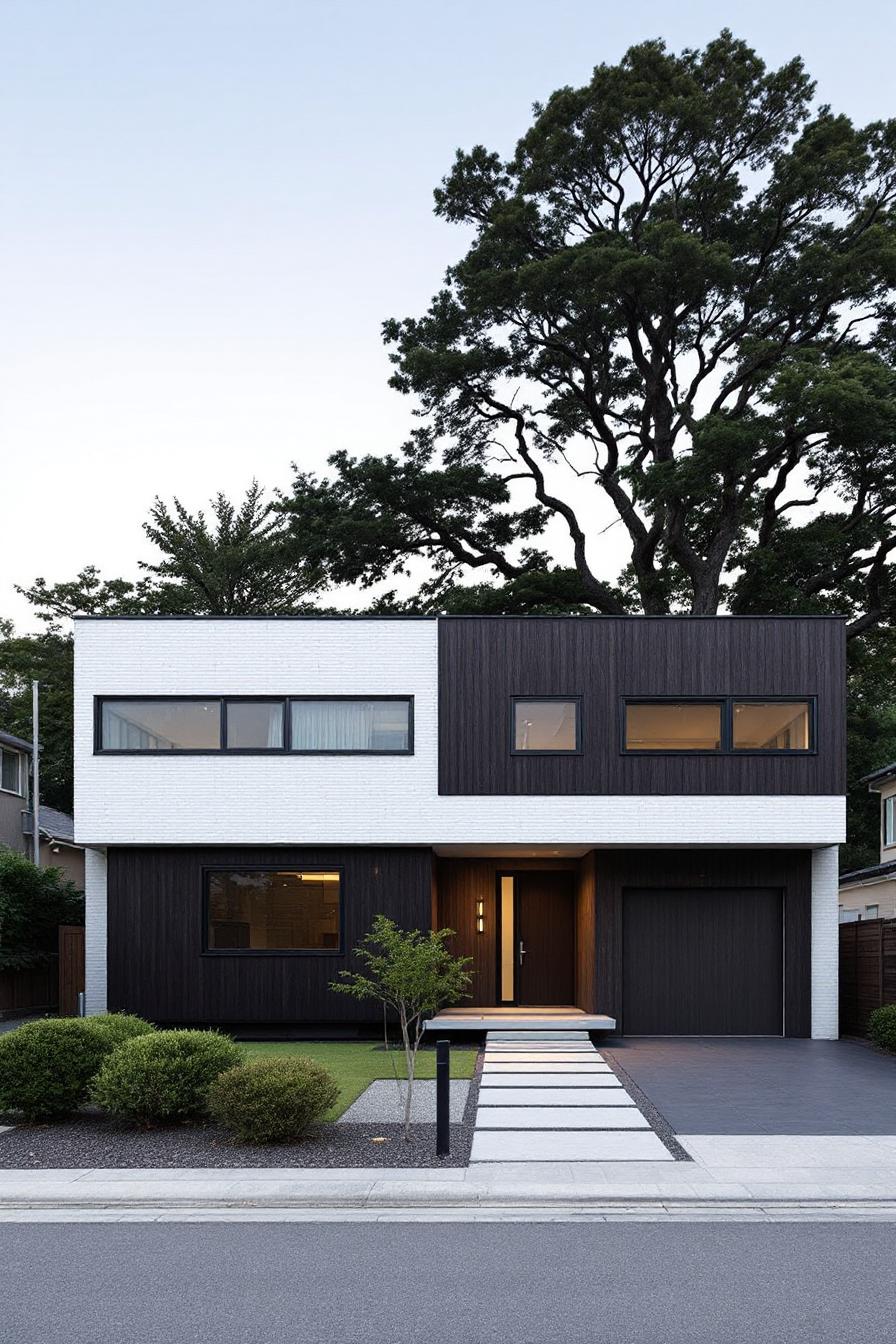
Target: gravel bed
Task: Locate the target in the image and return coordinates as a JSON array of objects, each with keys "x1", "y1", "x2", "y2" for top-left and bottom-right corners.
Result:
[
  {"x1": 0, "y1": 1052, "x2": 484, "y2": 1170},
  {"x1": 599, "y1": 1046, "x2": 691, "y2": 1161}
]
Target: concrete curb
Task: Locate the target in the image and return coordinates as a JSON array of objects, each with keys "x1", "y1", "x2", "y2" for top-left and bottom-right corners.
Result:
[{"x1": 2, "y1": 1197, "x2": 896, "y2": 1223}]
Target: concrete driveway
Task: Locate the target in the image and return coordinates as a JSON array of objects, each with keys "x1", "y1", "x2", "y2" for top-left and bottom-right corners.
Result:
[{"x1": 602, "y1": 1037, "x2": 896, "y2": 1135}]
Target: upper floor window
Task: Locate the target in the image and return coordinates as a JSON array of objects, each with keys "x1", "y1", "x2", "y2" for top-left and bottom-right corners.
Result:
[
  {"x1": 512, "y1": 698, "x2": 581, "y2": 754},
  {"x1": 205, "y1": 868, "x2": 342, "y2": 953},
  {"x1": 623, "y1": 697, "x2": 814, "y2": 754},
  {"x1": 290, "y1": 698, "x2": 412, "y2": 753},
  {"x1": 732, "y1": 701, "x2": 811, "y2": 751},
  {"x1": 885, "y1": 796, "x2": 895, "y2": 848},
  {"x1": 0, "y1": 747, "x2": 22, "y2": 795},
  {"x1": 96, "y1": 695, "x2": 413, "y2": 754},
  {"x1": 624, "y1": 701, "x2": 722, "y2": 752},
  {"x1": 100, "y1": 699, "x2": 221, "y2": 751}
]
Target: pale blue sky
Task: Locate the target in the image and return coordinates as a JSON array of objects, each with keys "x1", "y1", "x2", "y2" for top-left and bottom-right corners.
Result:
[{"x1": 2, "y1": 0, "x2": 895, "y2": 624}]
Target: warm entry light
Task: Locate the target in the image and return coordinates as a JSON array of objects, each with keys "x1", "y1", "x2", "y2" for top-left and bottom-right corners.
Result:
[{"x1": 476, "y1": 898, "x2": 485, "y2": 934}]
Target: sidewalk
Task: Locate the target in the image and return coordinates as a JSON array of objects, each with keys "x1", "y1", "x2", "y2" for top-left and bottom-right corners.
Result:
[{"x1": 3, "y1": 1135, "x2": 896, "y2": 1219}]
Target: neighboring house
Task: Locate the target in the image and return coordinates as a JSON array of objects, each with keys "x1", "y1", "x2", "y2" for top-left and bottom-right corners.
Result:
[
  {"x1": 73, "y1": 615, "x2": 845, "y2": 1038},
  {"x1": 0, "y1": 727, "x2": 84, "y2": 888},
  {"x1": 0, "y1": 728, "x2": 32, "y2": 854},
  {"x1": 839, "y1": 762, "x2": 896, "y2": 922}
]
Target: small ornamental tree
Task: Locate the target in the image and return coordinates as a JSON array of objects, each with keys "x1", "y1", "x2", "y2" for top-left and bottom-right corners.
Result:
[{"x1": 330, "y1": 916, "x2": 472, "y2": 1138}]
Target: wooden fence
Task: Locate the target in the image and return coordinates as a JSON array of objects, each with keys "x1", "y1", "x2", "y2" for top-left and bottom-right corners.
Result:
[
  {"x1": 0, "y1": 963, "x2": 55, "y2": 1019},
  {"x1": 839, "y1": 917, "x2": 896, "y2": 1035},
  {"x1": 0, "y1": 925, "x2": 85, "y2": 1021}
]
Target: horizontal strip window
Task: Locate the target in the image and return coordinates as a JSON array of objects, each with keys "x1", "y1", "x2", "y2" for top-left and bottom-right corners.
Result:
[
  {"x1": 95, "y1": 696, "x2": 413, "y2": 754},
  {"x1": 204, "y1": 868, "x2": 343, "y2": 955},
  {"x1": 622, "y1": 697, "x2": 815, "y2": 754},
  {"x1": 511, "y1": 697, "x2": 582, "y2": 755}
]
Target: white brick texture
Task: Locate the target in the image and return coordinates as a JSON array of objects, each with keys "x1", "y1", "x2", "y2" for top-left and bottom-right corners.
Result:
[
  {"x1": 83, "y1": 845, "x2": 107, "y2": 1015},
  {"x1": 811, "y1": 844, "x2": 840, "y2": 1039}
]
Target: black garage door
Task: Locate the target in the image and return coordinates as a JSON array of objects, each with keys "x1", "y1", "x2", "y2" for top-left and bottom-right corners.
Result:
[{"x1": 622, "y1": 887, "x2": 783, "y2": 1035}]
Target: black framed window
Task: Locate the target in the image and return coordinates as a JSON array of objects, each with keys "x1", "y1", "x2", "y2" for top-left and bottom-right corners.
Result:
[
  {"x1": 205, "y1": 868, "x2": 342, "y2": 954},
  {"x1": 0, "y1": 747, "x2": 22, "y2": 795},
  {"x1": 511, "y1": 697, "x2": 582, "y2": 754},
  {"x1": 624, "y1": 701, "x2": 723, "y2": 752},
  {"x1": 224, "y1": 699, "x2": 286, "y2": 750},
  {"x1": 95, "y1": 695, "x2": 414, "y2": 754},
  {"x1": 623, "y1": 697, "x2": 815, "y2": 754},
  {"x1": 731, "y1": 700, "x2": 811, "y2": 752},
  {"x1": 289, "y1": 697, "x2": 412, "y2": 753},
  {"x1": 99, "y1": 698, "x2": 222, "y2": 751}
]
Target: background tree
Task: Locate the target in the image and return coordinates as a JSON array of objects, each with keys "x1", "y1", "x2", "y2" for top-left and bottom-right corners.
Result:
[
  {"x1": 279, "y1": 31, "x2": 896, "y2": 867},
  {"x1": 0, "y1": 849, "x2": 83, "y2": 971},
  {"x1": 0, "y1": 483, "x2": 328, "y2": 812},
  {"x1": 283, "y1": 32, "x2": 896, "y2": 628}
]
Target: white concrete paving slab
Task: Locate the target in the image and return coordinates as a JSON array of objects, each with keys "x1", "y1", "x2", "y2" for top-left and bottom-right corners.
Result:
[
  {"x1": 477, "y1": 1087, "x2": 635, "y2": 1107},
  {"x1": 470, "y1": 1130, "x2": 674, "y2": 1162},
  {"x1": 475, "y1": 1108, "x2": 651, "y2": 1130},
  {"x1": 482, "y1": 1061, "x2": 611, "y2": 1073},
  {"x1": 482, "y1": 1052, "x2": 599, "y2": 1062},
  {"x1": 475, "y1": 1073, "x2": 622, "y2": 1088}
]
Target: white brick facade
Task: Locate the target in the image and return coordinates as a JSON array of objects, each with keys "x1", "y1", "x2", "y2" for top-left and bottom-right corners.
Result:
[
  {"x1": 83, "y1": 845, "x2": 107, "y2": 1015},
  {"x1": 811, "y1": 845, "x2": 840, "y2": 1039}
]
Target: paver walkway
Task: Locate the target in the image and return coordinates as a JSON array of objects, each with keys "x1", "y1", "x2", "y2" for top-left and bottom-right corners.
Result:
[{"x1": 470, "y1": 1031, "x2": 673, "y2": 1162}]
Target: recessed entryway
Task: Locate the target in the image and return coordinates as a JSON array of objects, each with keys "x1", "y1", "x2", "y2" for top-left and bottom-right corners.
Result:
[{"x1": 498, "y1": 871, "x2": 575, "y2": 1005}]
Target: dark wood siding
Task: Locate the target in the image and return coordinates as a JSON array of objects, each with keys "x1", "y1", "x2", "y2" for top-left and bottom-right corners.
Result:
[
  {"x1": 107, "y1": 846, "x2": 432, "y2": 1025},
  {"x1": 593, "y1": 849, "x2": 812, "y2": 1037},
  {"x1": 438, "y1": 617, "x2": 845, "y2": 795},
  {"x1": 623, "y1": 887, "x2": 783, "y2": 1034}
]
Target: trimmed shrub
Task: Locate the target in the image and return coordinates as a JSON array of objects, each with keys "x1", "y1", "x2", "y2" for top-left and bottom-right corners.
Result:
[
  {"x1": 0, "y1": 1018, "x2": 110, "y2": 1120},
  {"x1": 208, "y1": 1057, "x2": 340, "y2": 1144},
  {"x1": 868, "y1": 1004, "x2": 896, "y2": 1052},
  {"x1": 87, "y1": 1014, "x2": 156, "y2": 1049},
  {"x1": 90, "y1": 1030, "x2": 242, "y2": 1124}
]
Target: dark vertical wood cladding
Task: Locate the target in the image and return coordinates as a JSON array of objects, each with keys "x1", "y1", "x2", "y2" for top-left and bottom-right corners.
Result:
[
  {"x1": 107, "y1": 847, "x2": 432, "y2": 1025},
  {"x1": 438, "y1": 617, "x2": 845, "y2": 795},
  {"x1": 594, "y1": 849, "x2": 812, "y2": 1037}
]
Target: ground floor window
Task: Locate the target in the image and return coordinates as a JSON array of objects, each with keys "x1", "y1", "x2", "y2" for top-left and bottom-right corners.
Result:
[{"x1": 205, "y1": 869, "x2": 342, "y2": 952}]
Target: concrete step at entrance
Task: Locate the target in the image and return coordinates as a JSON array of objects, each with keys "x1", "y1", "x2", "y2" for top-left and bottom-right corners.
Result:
[{"x1": 485, "y1": 1031, "x2": 593, "y2": 1041}]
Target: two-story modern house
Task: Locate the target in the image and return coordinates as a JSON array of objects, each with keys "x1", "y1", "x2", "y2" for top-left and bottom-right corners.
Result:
[
  {"x1": 839, "y1": 762, "x2": 896, "y2": 921},
  {"x1": 74, "y1": 614, "x2": 845, "y2": 1038}
]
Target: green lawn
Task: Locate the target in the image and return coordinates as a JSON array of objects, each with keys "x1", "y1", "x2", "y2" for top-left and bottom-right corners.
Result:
[{"x1": 241, "y1": 1041, "x2": 479, "y2": 1119}]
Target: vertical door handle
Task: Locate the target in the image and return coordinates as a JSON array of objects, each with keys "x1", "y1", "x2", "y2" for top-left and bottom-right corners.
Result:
[{"x1": 518, "y1": 940, "x2": 526, "y2": 966}]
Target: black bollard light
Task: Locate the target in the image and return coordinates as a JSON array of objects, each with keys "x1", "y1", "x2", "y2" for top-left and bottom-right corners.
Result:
[{"x1": 436, "y1": 1038, "x2": 450, "y2": 1156}]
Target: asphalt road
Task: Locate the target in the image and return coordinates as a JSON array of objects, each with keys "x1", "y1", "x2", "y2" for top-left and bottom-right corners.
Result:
[{"x1": 3, "y1": 1221, "x2": 894, "y2": 1343}]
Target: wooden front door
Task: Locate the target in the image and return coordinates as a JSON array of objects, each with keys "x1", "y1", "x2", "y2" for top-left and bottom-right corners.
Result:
[{"x1": 515, "y1": 872, "x2": 575, "y2": 1005}]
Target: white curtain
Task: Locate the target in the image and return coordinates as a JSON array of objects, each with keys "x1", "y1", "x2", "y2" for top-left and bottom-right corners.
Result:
[{"x1": 291, "y1": 700, "x2": 379, "y2": 750}]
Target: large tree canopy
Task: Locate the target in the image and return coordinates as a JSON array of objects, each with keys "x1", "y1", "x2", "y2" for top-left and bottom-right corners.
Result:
[{"x1": 281, "y1": 31, "x2": 896, "y2": 631}]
